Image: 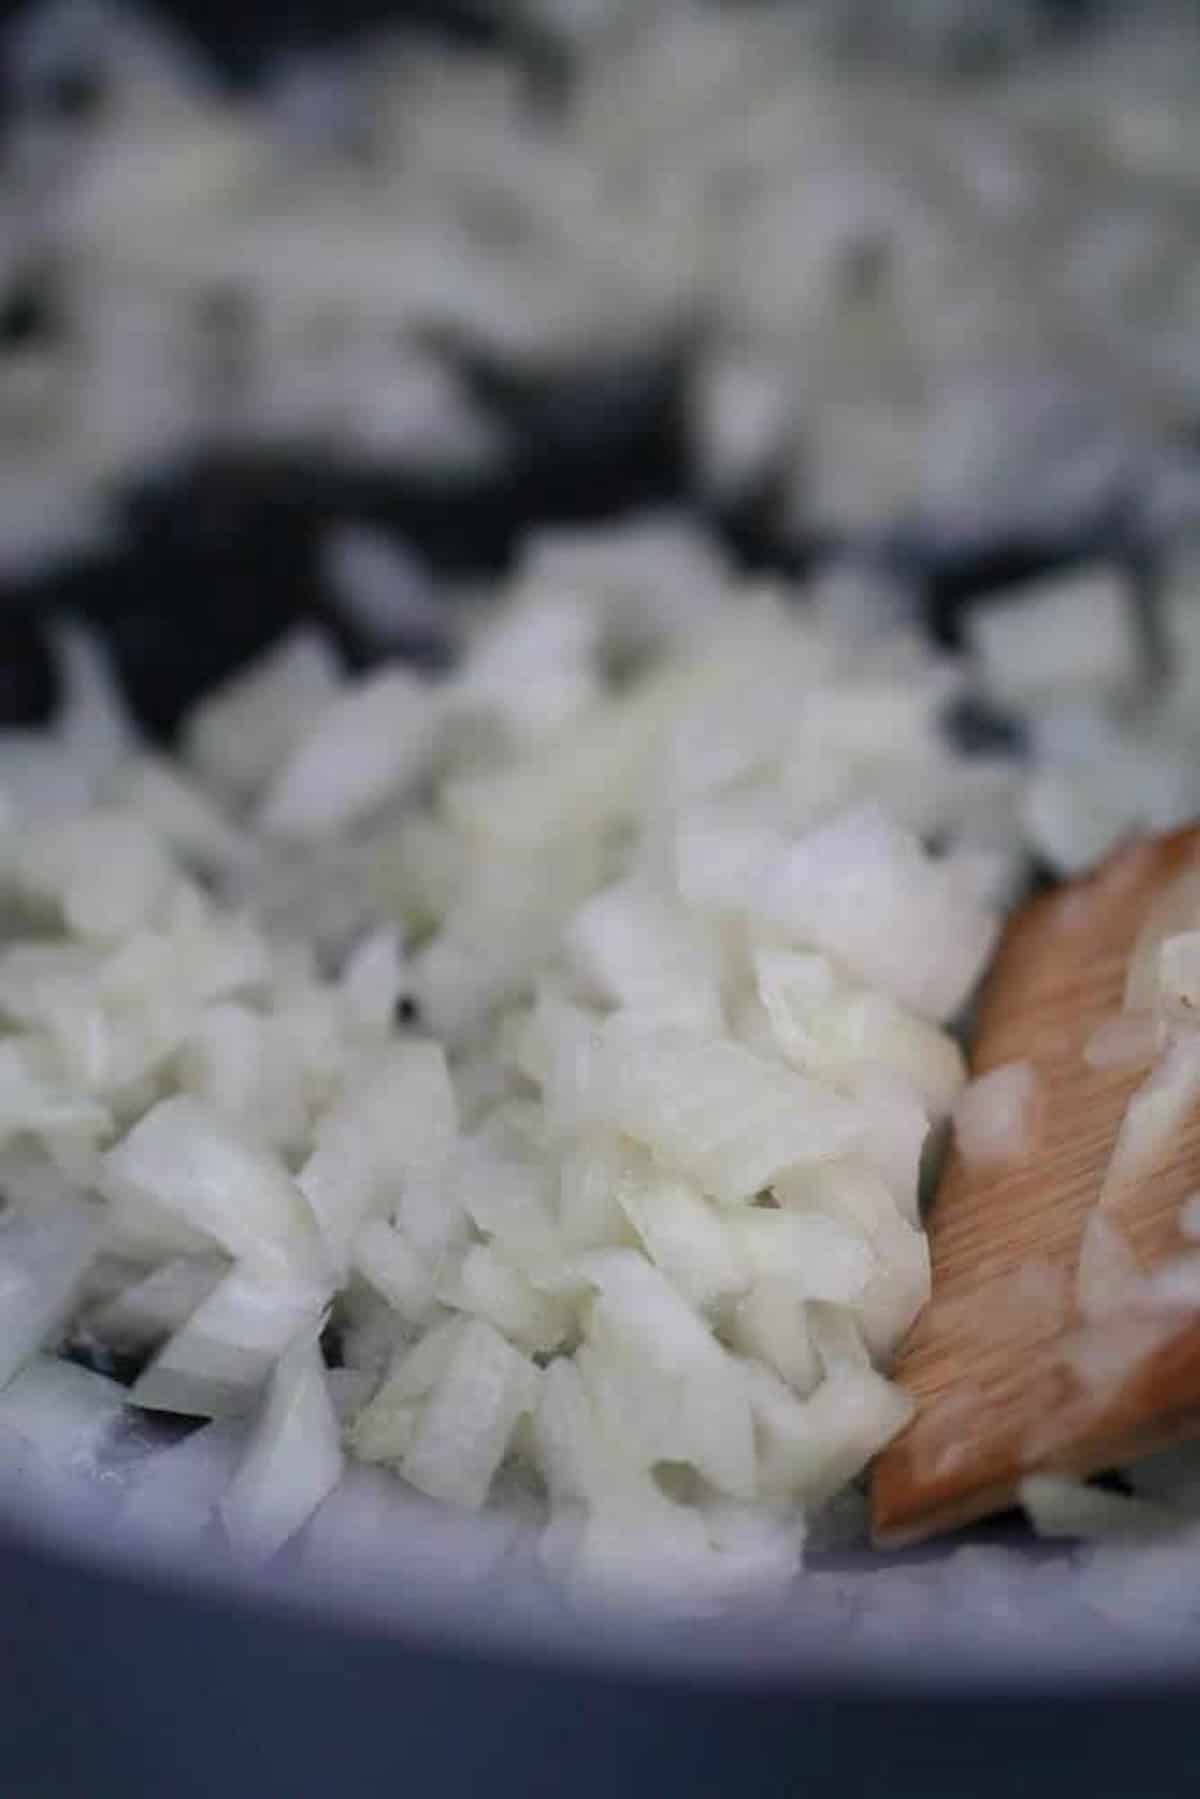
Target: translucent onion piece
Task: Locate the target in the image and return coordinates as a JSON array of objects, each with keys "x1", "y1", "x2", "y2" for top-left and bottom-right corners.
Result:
[
  {"x1": 219, "y1": 1330, "x2": 344, "y2": 1558},
  {"x1": 1020, "y1": 1474, "x2": 1174, "y2": 1542},
  {"x1": 103, "y1": 1096, "x2": 327, "y2": 1281},
  {"x1": 1075, "y1": 1213, "x2": 1147, "y2": 1322},
  {"x1": 591, "y1": 1017, "x2": 863, "y2": 1204},
  {"x1": 399, "y1": 1317, "x2": 538, "y2": 1510},
  {"x1": 298, "y1": 1042, "x2": 457, "y2": 1268},
  {"x1": 754, "y1": 805, "x2": 999, "y2": 1023},
  {"x1": 92, "y1": 1255, "x2": 227, "y2": 1350},
  {"x1": 131, "y1": 1266, "x2": 329, "y2": 1418},
  {"x1": 954, "y1": 1060, "x2": 1040, "y2": 1172},
  {"x1": 259, "y1": 669, "x2": 439, "y2": 840},
  {"x1": 1100, "y1": 1038, "x2": 1200, "y2": 1214},
  {"x1": 1125, "y1": 872, "x2": 1200, "y2": 1014}
]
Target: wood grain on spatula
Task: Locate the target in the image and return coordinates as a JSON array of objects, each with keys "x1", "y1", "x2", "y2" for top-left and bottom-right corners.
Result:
[{"x1": 872, "y1": 821, "x2": 1200, "y2": 1548}]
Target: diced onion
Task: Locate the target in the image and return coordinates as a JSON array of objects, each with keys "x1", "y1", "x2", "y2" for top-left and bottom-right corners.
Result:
[
  {"x1": 954, "y1": 1060, "x2": 1040, "y2": 1171},
  {"x1": 219, "y1": 1330, "x2": 344, "y2": 1558},
  {"x1": 92, "y1": 1255, "x2": 227, "y2": 1350},
  {"x1": 103, "y1": 1097, "x2": 328, "y2": 1281},
  {"x1": 131, "y1": 1266, "x2": 329, "y2": 1417},
  {"x1": 1075, "y1": 1213, "x2": 1146, "y2": 1321},
  {"x1": 259, "y1": 669, "x2": 440, "y2": 840},
  {"x1": 298, "y1": 1042, "x2": 457, "y2": 1268},
  {"x1": 399, "y1": 1318, "x2": 538, "y2": 1510},
  {"x1": 1124, "y1": 873, "x2": 1200, "y2": 1014},
  {"x1": 590, "y1": 1017, "x2": 863, "y2": 1204},
  {"x1": 752, "y1": 805, "x2": 999, "y2": 1023},
  {"x1": 1020, "y1": 1474, "x2": 1174, "y2": 1542},
  {"x1": 183, "y1": 631, "x2": 344, "y2": 803},
  {"x1": 1100, "y1": 1038, "x2": 1200, "y2": 1213}
]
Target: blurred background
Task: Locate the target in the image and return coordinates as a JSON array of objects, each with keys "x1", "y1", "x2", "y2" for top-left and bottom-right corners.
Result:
[{"x1": 0, "y1": 0, "x2": 1198, "y2": 734}]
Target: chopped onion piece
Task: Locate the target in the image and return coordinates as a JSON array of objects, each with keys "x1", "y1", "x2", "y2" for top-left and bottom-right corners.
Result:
[
  {"x1": 954, "y1": 1060, "x2": 1040, "y2": 1171},
  {"x1": 1124, "y1": 872, "x2": 1200, "y2": 1014},
  {"x1": 219, "y1": 1330, "x2": 343, "y2": 1558},
  {"x1": 807, "y1": 1301, "x2": 874, "y2": 1377},
  {"x1": 102, "y1": 1187, "x2": 217, "y2": 1265},
  {"x1": 177, "y1": 1003, "x2": 269, "y2": 1132},
  {"x1": 1058, "y1": 1314, "x2": 1181, "y2": 1402},
  {"x1": 1020, "y1": 1474, "x2": 1174, "y2": 1541},
  {"x1": 1146, "y1": 1254, "x2": 1200, "y2": 1310},
  {"x1": 577, "y1": 1250, "x2": 756, "y2": 1498},
  {"x1": 103, "y1": 1097, "x2": 327, "y2": 1281},
  {"x1": 675, "y1": 810, "x2": 788, "y2": 917},
  {"x1": 753, "y1": 805, "x2": 999, "y2": 1022},
  {"x1": 762, "y1": 956, "x2": 968, "y2": 1119},
  {"x1": 533, "y1": 1356, "x2": 620, "y2": 1505},
  {"x1": 591, "y1": 1017, "x2": 863, "y2": 1204},
  {"x1": 131, "y1": 1266, "x2": 329, "y2": 1418},
  {"x1": 753, "y1": 946, "x2": 839, "y2": 1057},
  {"x1": 746, "y1": 1358, "x2": 912, "y2": 1506},
  {"x1": 259, "y1": 669, "x2": 439, "y2": 840},
  {"x1": 443, "y1": 654, "x2": 714, "y2": 853},
  {"x1": 19, "y1": 811, "x2": 176, "y2": 941},
  {"x1": 1158, "y1": 932, "x2": 1200, "y2": 1018},
  {"x1": 351, "y1": 1218, "x2": 438, "y2": 1328},
  {"x1": 725, "y1": 1210, "x2": 872, "y2": 1304},
  {"x1": 847, "y1": 1070, "x2": 930, "y2": 1226},
  {"x1": 400, "y1": 1318, "x2": 538, "y2": 1510},
  {"x1": 436, "y1": 1243, "x2": 571, "y2": 1355},
  {"x1": 448, "y1": 590, "x2": 600, "y2": 749},
  {"x1": 728, "y1": 1280, "x2": 820, "y2": 1396},
  {"x1": 531, "y1": 996, "x2": 605, "y2": 1142},
  {"x1": 614, "y1": 1156, "x2": 746, "y2": 1310},
  {"x1": 557, "y1": 1138, "x2": 634, "y2": 1256},
  {"x1": 298, "y1": 1043, "x2": 457, "y2": 1268},
  {"x1": 453, "y1": 1133, "x2": 562, "y2": 1278},
  {"x1": 339, "y1": 930, "x2": 406, "y2": 1041},
  {"x1": 183, "y1": 630, "x2": 343, "y2": 802},
  {"x1": 566, "y1": 880, "x2": 724, "y2": 1034},
  {"x1": 393, "y1": 1165, "x2": 468, "y2": 1278},
  {"x1": 108, "y1": 756, "x2": 252, "y2": 876},
  {"x1": 1100, "y1": 1037, "x2": 1200, "y2": 1213},
  {"x1": 0, "y1": 1041, "x2": 111, "y2": 1148},
  {"x1": 92, "y1": 1255, "x2": 227, "y2": 1350},
  {"x1": 1075, "y1": 1214, "x2": 1146, "y2": 1321},
  {"x1": 794, "y1": 1161, "x2": 931, "y2": 1361}
]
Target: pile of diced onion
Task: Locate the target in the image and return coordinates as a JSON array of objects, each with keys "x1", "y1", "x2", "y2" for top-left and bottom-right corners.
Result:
[{"x1": 3, "y1": 521, "x2": 1200, "y2": 1610}]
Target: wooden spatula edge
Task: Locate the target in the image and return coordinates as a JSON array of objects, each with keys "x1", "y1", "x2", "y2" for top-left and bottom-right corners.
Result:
[{"x1": 872, "y1": 821, "x2": 1200, "y2": 1548}]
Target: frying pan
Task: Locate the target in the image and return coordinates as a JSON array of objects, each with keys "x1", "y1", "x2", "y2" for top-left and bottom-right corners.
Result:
[{"x1": 0, "y1": 4, "x2": 1197, "y2": 1790}]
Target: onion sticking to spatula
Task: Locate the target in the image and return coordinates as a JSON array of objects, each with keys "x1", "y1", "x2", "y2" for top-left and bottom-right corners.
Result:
[{"x1": 872, "y1": 821, "x2": 1200, "y2": 1548}]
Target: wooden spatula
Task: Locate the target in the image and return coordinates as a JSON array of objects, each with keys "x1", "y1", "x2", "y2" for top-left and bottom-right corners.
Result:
[{"x1": 872, "y1": 821, "x2": 1200, "y2": 1548}]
